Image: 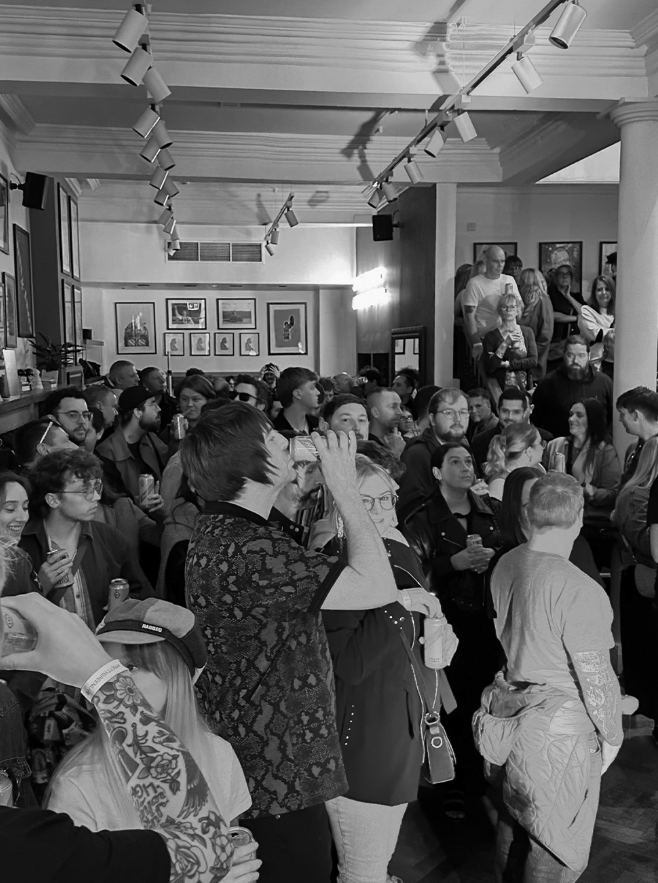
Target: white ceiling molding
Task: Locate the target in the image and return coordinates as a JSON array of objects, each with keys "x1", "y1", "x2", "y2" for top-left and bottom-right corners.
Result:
[
  {"x1": 631, "y1": 7, "x2": 658, "y2": 80},
  {"x1": 0, "y1": 94, "x2": 35, "y2": 135},
  {"x1": 64, "y1": 177, "x2": 83, "y2": 198}
]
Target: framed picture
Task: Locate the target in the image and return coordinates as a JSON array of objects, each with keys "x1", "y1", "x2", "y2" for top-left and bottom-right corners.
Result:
[
  {"x1": 217, "y1": 298, "x2": 256, "y2": 330},
  {"x1": 73, "y1": 285, "x2": 83, "y2": 349},
  {"x1": 13, "y1": 225, "x2": 35, "y2": 337},
  {"x1": 115, "y1": 302, "x2": 156, "y2": 354},
  {"x1": 539, "y1": 241, "x2": 583, "y2": 294},
  {"x1": 0, "y1": 279, "x2": 5, "y2": 349},
  {"x1": 70, "y1": 198, "x2": 81, "y2": 280},
  {"x1": 240, "y1": 332, "x2": 260, "y2": 357},
  {"x1": 58, "y1": 185, "x2": 71, "y2": 277},
  {"x1": 3, "y1": 272, "x2": 17, "y2": 348},
  {"x1": 268, "y1": 303, "x2": 308, "y2": 355},
  {"x1": 473, "y1": 242, "x2": 517, "y2": 263},
  {"x1": 190, "y1": 331, "x2": 210, "y2": 356},
  {"x1": 214, "y1": 332, "x2": 234, "y2": 356},
  {"x1": 62, "y1": 281, "x2": 74, "y2": 345},
  {"x1": 0, "y1": 174, "x2": 9, "y2": 255},
  {"x1": 166, "y1": 298, "x2": 207, "y2": 330},
  {"x1": 599, "y1": 242, "x2": 617, "y2": 276},
  {"x1": 394, "y1": 338, "x2": 405, "y2": 355},
  {"x1": 413, "y1": 338, "x2": 420, "y2": 355},
  {"x1": 164, "y1": 332, "x2": 185, "y2": 356}
]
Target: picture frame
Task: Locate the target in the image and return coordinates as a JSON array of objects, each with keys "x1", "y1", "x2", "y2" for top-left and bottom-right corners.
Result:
[
  {"x1": 62, "y1": 281, "x2": 74, "y2": 345},
  {"x1": 413, "y1": 338, "x2": 420, "y2": 355},
  {"x1": 599, "y1": 242, "x2": 617, "y2": 276},
  {"x1": 394, "y1": 338, "x2": 405, "y2": 355},
  {"x1": 115, "y1": 302, "x2": 156, "y2": 354},
  {"x1": 166, "y1": 298, "x2": 207, "y2": 330},
  {"x1": 3, "y1": 272, "x2": 17, "y2": 348},
  {"x1": 214, "y1": 332, "x2": 234, "y2": 356},
  {"x1": 73, "y1": 285, "x2": 83, "y2": 349},
  {"x1": 0, "y1": 174, "x2": 9, "y2": 255},
  {"x1": 13, "y1": 225, "x2": 35, "y2": 337},
  {"x1": 267, "y1": 302, "x2": 308, "y2": 355},
  {"x1": 190, "y1": 331, "x2": 210, "y2": 356},
  {"x1": 164, "y1": 332, "x2": 185, "y2": 356},
  {"x1": 58, "y1": 185, "x2": 71, "y2": 277},
  {"x1": 0, "y1": 279, "x2": 5, "y2": 349},
  {"x1": 70, "y1": 198, "x2": 81, "y2": 280},
  {"x1": 217, "y1": 298, "x2": 256, "y2": 330},
  {"x1": 239, "y1": 331, "x2": 260, "y2": 357},
  {"x1": 473, "y1": 242, "x2": 517, "y2": 263},
  {"x1": 539, "y1": 241, "x2": 583, "y2": 294}
]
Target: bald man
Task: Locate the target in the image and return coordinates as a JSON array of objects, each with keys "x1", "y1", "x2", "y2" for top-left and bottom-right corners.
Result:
[{"x1": 462, "y1": 246, "x2": 521, "y2": 361}]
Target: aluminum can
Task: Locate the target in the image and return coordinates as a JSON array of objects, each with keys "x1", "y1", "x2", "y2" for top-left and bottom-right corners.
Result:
[
  {"x1": 228, "y1": 826, "x2": 257, "y2": 861},
  {"x1": 0, "y1": 609, "x2": 38, "y2": 657},
  {"x1": 466, "y1": 534, "x2": 482, "y2": 547},
  {"x1": 47, "y1": 547, "x2": 74, "y2": 589},
  {"x1": 139, "y1": 473, "x2": 155, "y2": 505},
  {"x1": 289, "y1": 436, "x2": 319, "y2": 463},
  {"x1": 0, "y1": 772, "x2": 13, "y2": 806},
  {"x1": 554, "y1": 452, "x2": 566, "y2": 473},
  {"x1": 423, "y1": 616, "x2": 445, "y2": 670},
  {"x1": 108, "y1": 578, "x2": 130, "y2": 611},
  {"x1": 172, "y1": 414, "x2": 186, "y2": 441}
]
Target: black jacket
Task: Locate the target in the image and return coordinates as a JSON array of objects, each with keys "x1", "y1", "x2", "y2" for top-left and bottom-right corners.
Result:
[{"x1": 531, "y1": 363, "x2": 613, "y2": 439}]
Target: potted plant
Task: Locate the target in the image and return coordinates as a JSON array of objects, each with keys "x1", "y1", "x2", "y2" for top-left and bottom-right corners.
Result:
[{"x1": 29, "y1": 333, "x2": 84, "y2": 387}]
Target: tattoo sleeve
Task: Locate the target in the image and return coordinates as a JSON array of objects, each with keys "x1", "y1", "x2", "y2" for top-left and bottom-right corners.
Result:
[
  {"x1": 572, "y1": 650, "x2": 623, "y2": 746},
  {"x1": 92, "y1": 672, "x2": 233, "y2": 882}
]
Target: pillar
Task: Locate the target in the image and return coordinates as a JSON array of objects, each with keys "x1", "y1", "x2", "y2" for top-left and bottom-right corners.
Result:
[
  {"x1": 434, "y1": 183, "x2": 457, "y2": 387},
  {"x1": 610, "y1": 99, "x2": 658, "y2": 455}
]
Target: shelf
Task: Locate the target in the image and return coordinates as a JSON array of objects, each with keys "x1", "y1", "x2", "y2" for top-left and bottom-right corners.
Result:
[{"x1": 84, "y1": 339, "x2": 104, "y2": 347}]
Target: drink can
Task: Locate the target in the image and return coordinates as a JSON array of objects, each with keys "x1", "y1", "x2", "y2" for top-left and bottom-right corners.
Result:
[
  {"x1": 228, "y1": 826, "x2": 257, "y2": 861},
  {"x1": 466, "y1": 534, "x2": 482, "y2": 547},
  {"x1": 0, "y1": 771, "x2": 13, "y2": 806},
  {"x1": 423, "y1": 617, "x2": 445, "y2": 670},
  {"x1": 108, "y1": 579, "x2": 129, "y2": 610},
  {"x1": 289, "y1": 436, "x2": 319, "y2": 463},
  {"x1": 554, "y1": 452, "x2": 566, "y2": 473},
  {"x1": 172, "y1": 414, "x2": 186, "y2": 440},
  {"x1": 139, "y1": 474, "x2": 155, "y2": 505},
  {"x1": 47, "y1": 548, "x2": 74, "y2": 589},
  {"x1": 0, "y1": 609, "x2": 38, "y2": 657}
]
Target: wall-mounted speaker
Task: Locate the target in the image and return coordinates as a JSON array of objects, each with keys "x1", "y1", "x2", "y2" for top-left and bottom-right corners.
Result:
[
  {"x1": 372, "y1": 214, "x2": 394, "y2": 242},
  {"x1": 22, "y1": 173, "x2": 49, "y2": 210}
]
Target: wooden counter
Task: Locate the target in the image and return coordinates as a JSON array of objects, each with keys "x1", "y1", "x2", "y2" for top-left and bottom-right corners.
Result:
[{"x1": 0, "y1": 386, "x2": 59, "y2": 432}]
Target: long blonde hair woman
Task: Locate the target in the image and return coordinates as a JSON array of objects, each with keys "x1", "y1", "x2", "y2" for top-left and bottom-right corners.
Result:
[{"x1": 484, "y1": 422, "x2": 544, "y2": 501}]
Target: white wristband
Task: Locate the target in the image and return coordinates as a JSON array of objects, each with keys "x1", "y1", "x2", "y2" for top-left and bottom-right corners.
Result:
[
  {"x1": 400, "y1": 591, "x2": 413, "y2": 609},
  {"x1": 81, "y1": 660, "x2": 129, "y2": 702}
]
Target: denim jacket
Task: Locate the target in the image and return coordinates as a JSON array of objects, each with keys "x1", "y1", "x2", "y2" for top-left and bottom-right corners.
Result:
[{"x1": 0, "y1": 682, "x2": 34, "y2": 806}]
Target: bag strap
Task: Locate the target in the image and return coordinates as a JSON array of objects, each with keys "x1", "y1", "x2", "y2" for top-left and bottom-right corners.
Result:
[{"x1": 399, "y1": 629, "x2": 438, "y2": 714}]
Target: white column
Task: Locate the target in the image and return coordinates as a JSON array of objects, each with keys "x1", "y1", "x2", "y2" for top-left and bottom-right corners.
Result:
[
  {"x1": 610, "y1": 100, "x2": 658, "y2": 455},
  {"x1": 318, "y1": 287, "x2": 357, "y2": 376},
  {"x1": 434, "y1": 183, "x2": 457, "y2": 387}
]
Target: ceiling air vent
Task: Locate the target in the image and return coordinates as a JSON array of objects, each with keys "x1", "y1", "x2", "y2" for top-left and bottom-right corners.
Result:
[
  {"x1": 166, "y1": 241, "x2": 263, "y2": 263},
  {"x1": 231, "y1": 243, "x2": 262, "y2": 263},
  {"x1": 200, "y1": 242, "x2": 230, "y2": 262},
  {"x1": 167, "y1": 241, "x2": 199, "y2": 261}
]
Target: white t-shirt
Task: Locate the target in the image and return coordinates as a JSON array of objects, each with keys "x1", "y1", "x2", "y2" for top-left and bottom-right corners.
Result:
[
  {"x1": 48, "y1": 733, "x2": 251, "y2": 831},
  {"x1": 462, "y1": 273, "x2": 521, "y2": 336}
]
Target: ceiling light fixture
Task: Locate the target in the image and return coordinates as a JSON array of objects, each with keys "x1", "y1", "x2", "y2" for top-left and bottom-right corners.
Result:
[
  {"x1": 453, "y1": 112, "x2": 477, "y2": 143},
  {"x1": 151, "y1": 119, "x2": 172, "y2": 148},
  {"x1": 140, "y1": 136, "x2": 160, "y2": 163},
  {"x1": 263, "y1": 192, "x2": 298, "y2": 253},
  {"x1": 549, "y1": 0, "x2": 587, "y2": 49},
  {"x1": 163, "y1": 216, "x2": 176, "y2": 235},
  {"x1": 121, "y1": 44, "x2": 152, "y2": 86},
  {"x1": 143, "y1": 67, "x2": 171, "y2": 103},
  {"x1": 285, "y1": 207, "x2": 298, "y2": 227},
  {"x1": 158, "y1": 207, "x2": 173, "y2": 225},
  {"x1": 149, "y1": 166, "x2": 169, "y2": 189},
  {"x1": 163, "y1": 178, "x2": 179, "y2": 198},
  {"x1": 404, "y1": 158, "x2": 423, "y2": 184},
  {"x1": 512, "y1": 53, "x2": 543, "y2": 93},
  {"x1": 270, "y1": 228, "x2": 280, "y2": 245},
  {"x1": 170, "y1": 236, "x2": 181, "y2": 251},
  {"x1": 154, "y1": 188, "x2": 169, "y2": 207},
  {"x1": 367, "y1": 188, "x2": 384, "y2": 209},
  {"x1": 381, "y1": 180, "x2": 398, "y2": 202},
  {"x1": 423, "y1": 128, "x2": 446, "y2": 157},
  {"x1": 133, "y1": 106, "x2": 160, "y2": 138},
  {"x1": 113, "y1": 6, "x2": 148, "y2": 53},
  {"x1": 265, "y1": 243, "x2": 276, "y2": 256},
  {"x1": 156, "y1": 148, "x2": 175, "y2": 170}
]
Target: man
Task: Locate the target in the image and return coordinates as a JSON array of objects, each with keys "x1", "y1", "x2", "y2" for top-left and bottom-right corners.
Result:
[
  {"x1": 547, "y1": 265, "x2": 584, "y2": 369},
  {"x1": 107, "y1": 359, "x2": 140, "y2": 390},
  {"x1": 466, "y1": 387, "x2": 498, "y2": 444},
  {"x1": 462, "y1": 245, "x2": 521, "y2": 360},
  {"x1": 503, "y1": 254, "x2": 523, "y2": 284},
  {"x1": 475, "y1": 474, "x2": 621, "y2": 881},
  {"x1": 398, "y1": 388, "x2": 469, "y2": 518},
  {"x1": 392, "y1": 368, "x2": 420, "y2": 420},
  {"x1": 181, "y1": 403, "x2": 401, "y2": 883},
  {"x1": 532, "y1": 335, "x2": 613, "y2": 439},
  {"x1": 96, "y1": 386, "x2": 168, "y2": 510},
  {"x1": 44, "y1": 386, "x2": 92, "y2": 447},
  {"x1": 83, "y1": 385, "x2": 118, "y2": 431},
  {"x1": 13, "y1": 418, "x2": 77, "y2": 471},
  {"x1": 233, "y1": 373, "x2": 268, "y2": 411},
  {"x1": 366, "y1": 388, "x2": 405, "y2": 457},
  {"x1": 413, "y1": 385, "x2": 440, "y2": 435},
  {"x1": 605, "y1": 250, "x2": 617, "y2": 280},
  {"x1": 359, "y1": 366, "x2": 383, "y2": 397},
  {"x1": 273, "y1": 366, "x2": 320, "y2": 434},
  {"x1": 332, "y1": 372, "x2": 354, "y2": 395},
  {"x1": 470, "y1": 387, "x2": 553, "y2": 473},
  {"x1": 139, "y1": 367, "x2": 177, "y2": 430},
  {"x1": 319, "y1": 393, "x2": 369, "y2": 441},
  {"x1": 616, "y1": 386, "x2": 658, "y2": 482}
]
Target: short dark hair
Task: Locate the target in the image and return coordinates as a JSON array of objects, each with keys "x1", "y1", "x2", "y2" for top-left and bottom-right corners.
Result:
[
  {"x1": 415, "y1": 386, "x2": 440, "y2": 420},
  {"x1": 175, "y1": 374, "x2": 216, "y2": 403},
  {"x1": 359, "y1": 366, "x2": 382, "y2": 384},
  {"x1": 498, "y1": 386, "x2": 530, "y2": 409},
  {"x1": 321, "y1": 394, "x2": 368, "y2": 424},
  {"x1": 616, "y1": 386, "x2": 658, "y2": 422},
  {"x1": 430, "y1": 442, "x2": 471, "y2": 471},
  {"x1": 83, "y1": 385, "x2": 115, "y2": 410},
  {"x1": 276, "y1": 367, "x2": 318, "y2": 408},
  {"x1": 428, "y1": 388, "x2": 466, "y2": 417},
  {"x1": 317, "y1": 377, "x2": 336, "y2": 393},
  {"x1": 29, "y1": 449, "x2": 102, "y2": 518},
  {"x1": 185, "y1": 367, "x2": 206, "y2": 377},
  {"x1": 108, "y1": 360, "x2": 134, "y2": 383},
  {"x1": 394, "y1": 368, "x2": 419, "y2": 390},
  {"x1": 14, "y1": 419, "x2": 60, "y2": 467},
  {"x1": 467, "y1": 387, "x2": 493, "y2": 404},
  {"x1": 356, "y1": 440, "x2": 405, "y2": 483},
  {"x1": 499, "y1": 466, "x2": 544, "y2": 546},
  {"x1": 90, "y1": 410, "x2": 106, "y2": 435},
  {"x1": 565, "y1": 334, "x2": 589, "y2": 350},
  {"x1": 605, "y1": 251, "x2": 617, "y2": 267},
  {"x1": 180, "y1": 403, "x2": 275, "y2": 502},
  {"x1": 139, "y1": 366, "x2": 161, "y2": 384},
  {"x1": 503, "y1": 255, "x2": 523, "y2": 274},
  {"x1": 44, "y1": 386, "x2": 86, "y2": 415},
  {"x1": 235, "y1": 373, "x2": 258, "y2": 387}
]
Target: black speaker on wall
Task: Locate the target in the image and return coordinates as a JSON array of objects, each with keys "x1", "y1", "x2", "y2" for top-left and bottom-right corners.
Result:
[
  {"x1": 10, "y1": 173, "x2": 50, "y2": 210},
  {"x1": 372, "y1": 214, "x2": 394, "y2": 242}
]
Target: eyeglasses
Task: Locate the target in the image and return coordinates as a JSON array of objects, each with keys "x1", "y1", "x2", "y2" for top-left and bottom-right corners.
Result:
[
  {"x1": 361, "y1": 493, "x2": 397, "y2": 511},
  {"x1": 38, "y1": 420, "x2": 61, "y2": 447},
  {"x1": 57, "y1": 409, "x2": 91, "y2": 424},
  {"x1": 60, "y1": 479, "x2": 103, "y2": 502},
  {"x1": 233, "y1": 391, "x2": 257, "y2": 403},
  {"x1": 437, "y1": 409, "x2": 470, "y2": 420}
]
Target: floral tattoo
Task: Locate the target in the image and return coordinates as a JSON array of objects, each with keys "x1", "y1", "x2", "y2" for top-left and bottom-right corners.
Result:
[{"x1": 572, "y1": 650, "x2": 622, "y2": 746}]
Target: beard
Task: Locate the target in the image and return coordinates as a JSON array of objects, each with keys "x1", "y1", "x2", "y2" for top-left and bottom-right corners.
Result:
[
  {"x1": 139, "y1": 415, "x2": 161, "y2": 432},
  {"x1": 565, "y1": 365, "x2": 588, "y2": 380},
  {"x1": 441, "y1": 424, "x2": 466, "y2": 442}
]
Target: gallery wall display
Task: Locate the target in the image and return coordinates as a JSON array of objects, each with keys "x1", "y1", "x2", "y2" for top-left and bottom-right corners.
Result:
[
  {"x1": 217, "y1": 298, "x2": 256, "y2": 330},
  {"x1": 13, "y1": 225, "x2": 35, "y2": 337},
  {"x1": 190, "y1": 331, "x2": 210, "y2": 356},
  {"x1": 2, "y1": 272, "x2": 17, "y2": 348},
  {"x1": 214, "y1": 332, "x2": 234, "y2": 356},
  {"x1": 473, "y1": 242, "x2": 517, "y2": 262},
  {"x1": 164, "y1": 332, "x2": 185, "y2": 356},
  {"x1": 115, "y1": 302, "x2": 156, "y2": 354},
  {"x1": 539, "y1": 241, "x2": 583, "y2": 294},
  {"x1": 267, "y1": 302, "x2": 307, "y2": 355},
  {"x1": 599, "y1": 242, "x2": 617, "y2": 276},
  {"x1": 167, "y1": 298, "x2": 207, "y2": 330},
  {"x1": 240, "y1": 331, "x2": 260, "y2": 357},
  {"x1": 0, "y1": 175, "x2": 8, "y2": 255}
]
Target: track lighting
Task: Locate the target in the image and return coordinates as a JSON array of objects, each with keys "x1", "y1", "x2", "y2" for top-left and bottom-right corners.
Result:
[
  {"x1": 423, "y1": 128, "x2": 446, "y2": 158},
  {"x1": 367, "y1": 188, "x2": 384, "y2": 210},
  {"x1": 140, "y1": 136, "x2": 160, "y2": 163},
  {"x1": 154, "y1": 188, "x2": 169, "y2": 207},
  {"x1": 453, "y1": 112, "x2": 477, "y2": 143},
  {"x1": 163, "y1": 216, "x2": 176, "y2": 235},
  {"x1": 163, "y1": 178, "x2": 179, "y2": 198},
  {"x1": 265, "y1": 243, "x2": 276, "y2": 256},
  {"x1": 113, "y1": 7, "x2": 148, "y2": 53},
  {"x1": 405, "y1": 158, "x2": 423, "y2": 184},
  {"x1": 121, "y1": 45, "x2": 152, "y2": 87},
  {"x1": 149, "y1": 166, "x2": 169, "y2": 190},
  {"x1": 549, "y1": 1, "x2": 587, "y2": 49},
  {"x1": 381, "y1": 180, "x2": 397, "y2": 202},
  {"x1": 270, "y1": 228, "x2": 280, "y2": 245},
  {"x1": 512, "y1": 53, "x2": 543, "y2": 93},
  {"x1": 170, "y1": 236, "x2": 181, "y2": 251},
  {"x1": 157, "y1": 148, "x2": 175, "y2": 171},
  {"x1": 285, "y1": 208, "x2": 298, "y2": 228},
  {"x1": 151, "y1": 120, "x2": 172, "y2": 149},
  {"x1": 132, "y1": 106, "x2": 160, "y2": 138},
  {"x1": 158, "y1": 207, "x2": 173, "y2": 225},
  {"x1": 143, "y1": 67, "x2": 171, "y2": 103}
]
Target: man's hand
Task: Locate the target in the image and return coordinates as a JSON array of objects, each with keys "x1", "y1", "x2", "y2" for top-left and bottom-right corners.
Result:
[
  {"x1": 37, "y1": 548, "x2": 72, "y2": 592},
  {"x1": 1, "y1": 593, "x2": 112, "y2": 687},
  {"x1": 600, "y1": 740, "x2": 621, "y2": 774},
  {"x1": 451, "y1": 545, "x2": 495, "y2": 573},
  {"x1": 140, "y1": 480, "x2": 164, "y2": 514},
  {"x1": 311, "y1": 430, "x2": 357, "y2": 502},
  {"x1": 222, "y1": 842, "x2": 262, "y2": 882}
]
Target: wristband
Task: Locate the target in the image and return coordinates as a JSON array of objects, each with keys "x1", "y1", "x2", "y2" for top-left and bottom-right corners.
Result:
[
  {"x1": 81, "y1": 660, "x2": 129, "y2": 702},
  {"x1": 400, "y1": 591, "x2": 413, "y2": 609}
]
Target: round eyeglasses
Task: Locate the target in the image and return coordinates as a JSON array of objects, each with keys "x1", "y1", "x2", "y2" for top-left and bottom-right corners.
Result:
[{"x1": 360, "y1": 493, "x2": 397, "y2": 511}]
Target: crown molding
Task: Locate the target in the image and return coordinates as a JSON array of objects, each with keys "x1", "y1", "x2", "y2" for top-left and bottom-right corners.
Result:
[
  {"x1": 0, "y1": 95, "x2": 35, "y2": 136},
  {"x1": 632, "y1": 7, "x2": 658, "y2": 78}
]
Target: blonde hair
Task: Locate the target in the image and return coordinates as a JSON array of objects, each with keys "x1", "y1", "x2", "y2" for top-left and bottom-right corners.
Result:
[
  {"x1": 497, "y1": 292, "x2": 521, "y2": 319},
  {"x1": 331, "y1": 455, "x2": 397, "y2": 539},
  {"x1": 485, "y1": 422, "x2": 541, "y2": 481},
  {"x1": 518, "y1": 268, "x2": 547, "y2": 299}
]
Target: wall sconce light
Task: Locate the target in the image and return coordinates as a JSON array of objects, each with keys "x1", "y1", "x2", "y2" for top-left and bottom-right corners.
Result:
[
  {"x1": 405, "y1": 158, "x2": 423, "y2": 184},
  {"x1": 512, "y1": 53, "x2": 543, "y2": 93},
  {"x1": 154, "y1": 188, "x2": 169, "y2": 207},
  {"x1": 352, "y1": 289, "x2": 390, "y2": 310},
  {"x1": 150, "y1": 166, "x2": 169, "y2": 189},
  {"x1": 143, "y1": 67, "x2": 171, "y2": 103},
  {"x1": 381, "y1": 180, "x2": 397, "y2": 202},
  {"x1": 113, "y1": 7, "x2": 148, "y2": 53},
  {"x1": 424, "y1": 128, "x2": 446, "y2": 157},
  {"x1": 140, "y1": 136, "x2": 161, "y2": 163},
  {"x1": 352, "y1": 266, "x2": 386, "y2": 293},
  {"x1": 549, "y1": 1, "x2": 587, "y2": 49},
  {"x1": 163, "y1": 178, "x2": 179, "y2": 198},
  {"x1": 453, "y1": 112, "x2": 477, "y2": 143},
  {"x1": 285, "y1": 208, "x2": 298, "y2": 227},
  {"x1": 163, "y1": 216, "x2": 176, "y2": 235},
  {"x1": 121, "y1": 45, "x2": 152, "y2": 86},
  {"x1": 133, "y1": 106, "x2": 160, "y2": 138},
  {"x1": 157, "y1": 148, "x2": 175, "y2": 170}
]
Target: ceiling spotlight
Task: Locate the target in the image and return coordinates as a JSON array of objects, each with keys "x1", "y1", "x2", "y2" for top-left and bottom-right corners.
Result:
[
  {"x1": 157, "y1": 148, "x2": 175, "y2": 171},
  {"x1": 151, "y1": 120, "x2": 172, "y2": 149},
  {"x1": 381, "y1": 179, "x2": 398, "y2": 202},
  {"x1": 367, "y1": 188, "x2": 384, "y2": 209},
  {"x1": 158, "y1": 207, "x2": 173, "y2": 225},
  {"x1": 512, "y1": 53, "x2": 543, "y2": 93},
  {"x1": 285, "y1": 208, "x2": 298, "y2": 227},
  {"x1": 140, "y1": 136, "x2": 160, "y2": 163},
  {"x1": 405, "y1": 158, "x2": 423, "y2": 184},
  {"x1": 163, "y1": 178, "x2": 179, "y2": 198},
  {"x1": 143, "y1": 67, "x2": 171, "y2": 103},
  {"x1": 133, "y1": 106, "x2": 160, "y2": 138},
  {"x1": 549, "y1": 1, "x2": 587, "y2": 49},
  {"x1": 454, "y1": 112, "x2": 477, "y2": 143},
  {"x1": 163, "y1": 216, "x2": 176, "y2": 235},
  {"x1": 424, "y1": 128, "x2": 446, "y2": 157},
  {"x1": 154, "y1": 188, "x2": 169, "y2": 207},
  {"x1": 265, "y1": 242, "x2": 276, "y2": 256},
  {"x1": 120, "y1": 45, "x2": 152, "y2": 87},
  {"x1": 170, "y1": 236, "x2": 181, "y2": 251},
  {"x1": 113, "y1": 7, "x2": 148, "y2": 53},
  {"x1": 149, "y1": 166, "x2": 169, "y2": 190},
  {"x1": 270, "y1": 228, "x2": 280, "y2": 245}
]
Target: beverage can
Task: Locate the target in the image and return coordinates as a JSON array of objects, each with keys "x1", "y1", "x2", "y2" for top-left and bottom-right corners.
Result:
[
  {"x1": 108, "y1": 579, "x2": 129, "y2": 610},
  {"x1": 47, "y1": 548, "x2": 74, "y2": 589},
  {"x1": 554, "y1": 452, "x2": 566, "y2": 473},
  {"x1": 466, "y1": 534, "x2": 482, "y2": 547},
  {"x1": 289, "y1": 436, "x2": 319, "y2": 463},
  {"x1": 172, "y1": 414, "x2": 186, "y2": 441},
  {"x1": 423, "y1": 617, "x2": 445, "y2": 670},
  {"x1": 0, "y1": 771, "x2": 13, "y2": 806},
  {"x1": 139, "y1": 474, "x2": 155, "y2": 505},
  {"x1": 0, "y1": 609, "x2": 38, "y2": 657},
  {"x1": 228, "y1": 826, "x2": 257, "y2": 861}
]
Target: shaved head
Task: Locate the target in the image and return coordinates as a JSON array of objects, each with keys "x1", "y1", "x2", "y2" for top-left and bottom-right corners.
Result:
[
  {"x1": 485, "y1": 245, "x2": 506, "y2": 279},
  {"x1": 486, "y1": 246, "x2": 505, "y2": 262}
]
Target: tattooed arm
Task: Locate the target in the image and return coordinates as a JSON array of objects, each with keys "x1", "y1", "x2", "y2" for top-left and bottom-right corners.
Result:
[{"x1": 572, "y1": 649, "x2": 623, "y2": 773}]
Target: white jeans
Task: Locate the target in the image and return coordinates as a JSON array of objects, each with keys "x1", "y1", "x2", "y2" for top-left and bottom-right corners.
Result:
[{"x1": 325, "y1": 795, "x2": 407, "y2": 883}]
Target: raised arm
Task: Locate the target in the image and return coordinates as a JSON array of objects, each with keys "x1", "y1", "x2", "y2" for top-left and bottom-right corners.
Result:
[{"x1": 571, "y1": 649, "x2": 622, "y2": 773}]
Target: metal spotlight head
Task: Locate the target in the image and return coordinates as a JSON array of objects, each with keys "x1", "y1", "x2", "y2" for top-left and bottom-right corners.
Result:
[
  {"x1": 453, "y1": 112, "x2": 477, "y2": 143},
  {"x1": 424, "y1": 128, "x2": 446, "y2": 158},
  {"x1": 163, "y1": 178, "x2": 179, "y2": 198},
  {"x1": 285, "y1": 209, "x2": 299, "y2": 228},
  {"x1": 157, "y1": 148, "x2": 175, "y2": 171},
  {"x1": 154, "y1": 188, "x2": 170, "y2": 207},
  {"x1": 265, "y1": 242, "x2": 276, "y2": 256},
  {"x1": 158, "y1": 207, "x2": 173, "y2": 226},
  {"x1": 143, "y1": 67, "x2": 171, "y2": 103},
  {"x1": 549, "y1": 1, "x2": 587, "y2": 49},
  {"x1": 140, "y1": 136, "x2": 161, "y2": 163},
  {"x1": 163, "y1": 216, "x2": 176, "y2": 235},
  {"x1": 170, "y1": 237, "x2": 181, "y2": 251},
  {"x1": 150, "y1": 166, "x2": 169, "y2": 190},
  {"x1": 405, "y1": 159, "x2": 423, "y2": 185},
  {"x1": 512, "y1": 54, "x2": 543, "y2": 93},
  {"x1": 367, "y1": 189, "x2": 384, "y2": 209},
  {"x1": 133, "y1": 106, "x2": 160, "y2": 139},
  {"x1": 113, "y1": 7, "x2": 148, "y2": 53},
  {"x1": 270, "y1": 228, "x2": 280, "y2": 245},
  {"x1": 121, "y1": 46, "x2": 152, "y2": 87},
  {"x1": 381, "y1": 180, "x2": 398, "y2": 202},
  {"x1": 151, "y1": 120, "x2": 172, "y2": 149}
]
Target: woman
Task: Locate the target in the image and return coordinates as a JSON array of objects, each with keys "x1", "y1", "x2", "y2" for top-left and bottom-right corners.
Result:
[
  {"x1": 403, "y1": 443, "x2": 501, "y2": 817},
  {"x1": 544, "y1": 398, "x2": 620, "y2": 565},
  {"x1": 322, "y1": 456, "x2": 457, "y2": 882},
  {"x1": 517, "y1": 268, "x2": 554, "y2": 380},
  {"x1": 482, "y1": 293, "x2": 538, "y2": 393},
  {"x1": 578, "y1": 275, "x2": 615, "y2": 369},
  {"x1": 547, "y1": 263, "x2": 584, "y2": 370},
  {"x1": 484, "y1": 422, "x2": 545, "y2": 501}
]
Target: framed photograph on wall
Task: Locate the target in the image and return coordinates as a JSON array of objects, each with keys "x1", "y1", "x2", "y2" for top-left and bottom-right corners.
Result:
[
  {"x1": 267, "y1": 302, "x2": 308, "y2": 355},
  {"x1": 115, "y1": 302, "x2": 156, "y2": 354},
  {"x1": 58, "y1": 185, "x2": 71, "y2": 277},
  {"x1": 473, "y1": 242, "x2": 517, "y2": 263},
  {"x1": 73, "y1": 285, "x2": 83, "y2": 349},
  {"x1": 539, "y1": 241, "x2": 583, "y2": 294},
  {"x1": 164, "y1": 332, "x2": 185, "y2": 356},
  {"x1": 0, "y1": 175, "x2": 9, "y2": 255},
  {"x1": 214, "y1": 332, "x2": 234, "y2": 356},
  {"x1": 62, "y1": 281, "x2": 74, "y2": 345},
  {"x1": 13, "y1": 225, "x2": 35, "y2": 337},
  {"x1": 70, "y1": 198, "x2": 81, "y2": 280},
  {"x1": 3, "y1": 272, "x2": 17, "y2": 348},
  {"x1": 240, "y1": 332, "x2": 260, "y2": 357},
  {"x1": 394, "y1": 338, "x2": 405, "y2": 355},
  {"x1": 599, "y1": 242, "x2": 617, "y2": 276},
  {"x1": 190, "y1": 331, "x2": 210, "y2": 356},
  {"x1": 0, "y1": 279, "x2": 5, "y2": 349},
  {"x1": 166, "y1": 298, "x2": 207, "y2": 330},
  {"x1": 217, "y1": 298, "x2": 256, "y2": 330}
]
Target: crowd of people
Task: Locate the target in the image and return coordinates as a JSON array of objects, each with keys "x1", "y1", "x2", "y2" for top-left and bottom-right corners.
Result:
[{"x1": 0, "y1": 333, "x2": 653, "y2": 883}]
